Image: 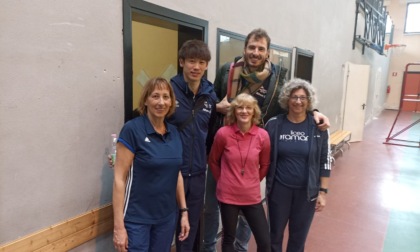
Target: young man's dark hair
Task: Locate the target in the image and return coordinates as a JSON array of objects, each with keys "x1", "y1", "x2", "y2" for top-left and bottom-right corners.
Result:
[{"x1": 178, "y1": 39, "x2": 211, "y2": 62}]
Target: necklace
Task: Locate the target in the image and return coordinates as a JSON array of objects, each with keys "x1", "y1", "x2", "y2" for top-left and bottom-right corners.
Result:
[
  {"x1": 153, "y1": 125, "x2": 166, "y2": 135},
  {"x1": 147, "y1": 113, "x2": 167, "y2": 135},
  {"x1": 236, "y1": 134, "x2": 254, "y2": 176},
  {"x1": 150, "y1": 121, "x2": 166, "y2": 135}
]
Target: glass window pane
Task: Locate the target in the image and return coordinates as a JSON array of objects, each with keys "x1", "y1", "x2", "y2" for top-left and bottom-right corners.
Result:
[
  {"x1": 270, "y1": 49, "x2": 292, "y2": 81},
  {"x1": 218, "y1": 36, "x2": 244, "y2": 67},
  {"x1": 405, "y1": 3, "x2": 420, "y2": 33},
  {"x1": 386, "y1": 15, "x2": 393, "y2": 34}
]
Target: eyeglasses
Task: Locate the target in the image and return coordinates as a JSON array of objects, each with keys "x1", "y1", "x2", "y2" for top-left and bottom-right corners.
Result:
[{"x1": 289, "y1": 96, "x2": 308, "y2": 102}]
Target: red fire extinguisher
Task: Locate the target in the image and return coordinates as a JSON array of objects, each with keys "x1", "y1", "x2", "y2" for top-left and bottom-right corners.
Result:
[{"x1": 387, "y1": 85, "x2": 391, "y2": 94}]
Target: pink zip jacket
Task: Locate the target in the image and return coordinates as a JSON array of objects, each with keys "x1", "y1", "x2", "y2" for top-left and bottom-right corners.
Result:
[{"x1": 208, "y1": 124, "x2": 270, "y2": 205}]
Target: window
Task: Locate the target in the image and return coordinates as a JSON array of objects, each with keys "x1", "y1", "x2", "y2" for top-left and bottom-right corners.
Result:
[
  {"x1": 405, "y1": 3, "x2": 420, "y2": 33},
  {"x1": 216, "y1": 29, "x2": 245, "y2": 70},
  {"x1": 270, "y1": 46, "x2": 292, "y2": 81},
  {"x1": 386, "y1": 15, "x2": 393, "y2": 34},
  {"x1": 292, "y1": 48, "x2": 314, "y2": 83}
]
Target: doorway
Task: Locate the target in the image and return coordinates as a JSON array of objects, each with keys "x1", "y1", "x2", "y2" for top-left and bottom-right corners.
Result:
[
  {"x1": 123, "y1": 0, "x2": 208, "y2": 122},
  {"x1": 342, "y1": 62, "x2": 370, "y2": 142}
]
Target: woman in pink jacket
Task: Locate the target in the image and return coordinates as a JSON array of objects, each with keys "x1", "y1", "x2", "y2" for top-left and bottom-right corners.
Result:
[{"x1": 208, "y1": 93, "x2": 271, "y2": 252}]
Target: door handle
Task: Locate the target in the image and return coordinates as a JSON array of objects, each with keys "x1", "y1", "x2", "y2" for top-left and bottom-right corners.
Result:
[{"x1": 362, "y1": 103, "x2": 366, "y2": 109}]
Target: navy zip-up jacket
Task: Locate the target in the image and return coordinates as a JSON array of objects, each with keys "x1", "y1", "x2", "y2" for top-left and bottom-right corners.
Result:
[
  {"x1": 168, "y1": 74, "x2": 218, "y2": 176},
  {"x1": 265, "y1": 113, "x2": 331, "y2": 201}
]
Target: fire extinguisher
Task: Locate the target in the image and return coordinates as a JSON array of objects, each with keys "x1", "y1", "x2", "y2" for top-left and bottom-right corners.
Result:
[{"x1": 387, "y1": 85, "x2": 391, "y2": 94}]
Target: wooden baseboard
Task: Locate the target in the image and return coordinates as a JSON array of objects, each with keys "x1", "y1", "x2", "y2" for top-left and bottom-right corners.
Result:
[{"x1": 0, "y1": 204, "x2": 113, "y2": 252}]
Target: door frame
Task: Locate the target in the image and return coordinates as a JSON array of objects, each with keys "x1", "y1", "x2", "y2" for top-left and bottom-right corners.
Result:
[{"x1": 123, "y1": 0, "x2": 209, "y2": 122}]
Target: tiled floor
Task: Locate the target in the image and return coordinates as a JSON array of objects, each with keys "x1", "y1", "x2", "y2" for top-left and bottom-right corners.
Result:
[
  {"x1": 306, "y1": 110, "x2": 420, "y2": 252},
  {"x1": 214, "y1": 109, "x2": 420, "y2": 252}
]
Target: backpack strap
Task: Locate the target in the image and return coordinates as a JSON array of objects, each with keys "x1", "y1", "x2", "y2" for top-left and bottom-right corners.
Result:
[
  {"x1": 260, "y1": 64, "x2": 288, "y2": 124},
  {"x1": 226, "y1": 62, "x2": 236, "y2": 102}
]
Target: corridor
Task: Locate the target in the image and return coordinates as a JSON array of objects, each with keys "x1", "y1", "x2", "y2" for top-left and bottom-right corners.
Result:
[
  {"x1": 306, "y1": 109, "x2": 420, "y2": 252},
  {"x1": 226, "y1": 109, "x2": 420, "y2": 252}
]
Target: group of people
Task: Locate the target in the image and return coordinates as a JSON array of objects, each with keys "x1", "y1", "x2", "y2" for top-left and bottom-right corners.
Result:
[{"x1": 111, "y1": 28, "x2": 332, "y2": 252}]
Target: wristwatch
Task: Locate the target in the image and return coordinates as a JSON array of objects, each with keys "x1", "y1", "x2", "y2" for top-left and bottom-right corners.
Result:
[
  {"x1": 319, "y1": 188, "x2": 328, "y2": 194},
  {"x1": 179, "y1": 207, "x2": 189, "y2": 213}
]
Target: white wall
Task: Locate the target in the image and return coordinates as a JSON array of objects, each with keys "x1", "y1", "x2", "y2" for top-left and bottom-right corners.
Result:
[
  {"x1": 0, "y1": 0, "x2": 123, "y2": 247},
  {"x1": 149, "y1": 0, "x2": 391, "y2": 131},
  {"x1": 0, "y1": 0, "x2": 391, "y2": 250}
]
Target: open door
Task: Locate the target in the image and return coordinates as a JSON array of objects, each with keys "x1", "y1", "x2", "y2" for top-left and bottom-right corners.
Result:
[
  {"x1": 342, "y1": 62, "x2": 370, "y2": 142},
  {"x1": 123, "y1": 1, "x2": 208, "y2": 122}
]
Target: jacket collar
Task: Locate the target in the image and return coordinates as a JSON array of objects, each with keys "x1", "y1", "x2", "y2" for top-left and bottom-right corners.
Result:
[
  {"x1": 232, "y1": 123, "x2": 259, "y2": 136},
  {"x1": 171, "y1": 74, "x2": 214, "y2": 96},
  {"x1": 143, "y1": 115, "x2": 171, "y2": 135}
]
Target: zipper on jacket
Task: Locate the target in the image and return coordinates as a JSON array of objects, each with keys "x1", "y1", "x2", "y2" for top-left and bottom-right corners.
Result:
[
  {"x1": 307, "y1": 123, "x2": 316, "y2": 201},
  {"x1": 188, "y1": 97, "x2": 196, "y2": 176}
]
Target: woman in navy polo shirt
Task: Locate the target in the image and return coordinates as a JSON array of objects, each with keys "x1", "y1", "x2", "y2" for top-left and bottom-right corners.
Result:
[{"x1": 112, "y1": 77, "x2": 189, "y2": 252}]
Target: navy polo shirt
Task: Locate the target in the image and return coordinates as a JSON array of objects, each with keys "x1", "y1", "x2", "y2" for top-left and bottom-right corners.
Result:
[{"x1": 118, "y1": 115, "x2": 183, "y2": 224}]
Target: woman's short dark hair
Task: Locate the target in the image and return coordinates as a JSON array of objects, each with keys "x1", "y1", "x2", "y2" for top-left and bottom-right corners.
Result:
[{"x1": 138, "y1": 77, "x2": 176, "y2": 117}]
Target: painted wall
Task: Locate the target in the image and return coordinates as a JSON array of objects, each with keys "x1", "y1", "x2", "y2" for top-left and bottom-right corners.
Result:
[
  {"x1": 385, "y1": 0, "x2": 420, "y2": 110},
  {"x1": 0, "y1": 0, "x2": 393, "y2": 251},
  {"x1": 0, "y1": 0, "x2": 123, "y2": 249},
  {"x1": 149, "y1": 0, "x2": 391, "y2": 131}
]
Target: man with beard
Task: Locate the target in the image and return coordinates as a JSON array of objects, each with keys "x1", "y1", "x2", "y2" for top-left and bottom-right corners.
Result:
[{"x1": 202, "y1": 28, "x2": 330, "y2": 252}]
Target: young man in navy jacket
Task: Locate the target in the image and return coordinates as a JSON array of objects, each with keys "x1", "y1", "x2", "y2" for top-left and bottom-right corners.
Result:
[{"x1": 167, "y1": 39, "x2": 218, "y2": 252}]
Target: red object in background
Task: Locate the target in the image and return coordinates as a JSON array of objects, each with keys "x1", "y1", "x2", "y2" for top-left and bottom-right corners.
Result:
[
  {"x1": 387, "y1": 85, "x2": 391, "y2": 94},
  {"x1": 401, "y1": 67, "x2": 420, "y2": 112}
]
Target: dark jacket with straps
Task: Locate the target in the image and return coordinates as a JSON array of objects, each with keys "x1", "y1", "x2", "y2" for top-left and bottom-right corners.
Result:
[
  {"x1": 168, "y1": 74, "x2": 218, "y2": 176},
  {"x1": 265, "y1": 113, "x2": 331, "y2": 201}
]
